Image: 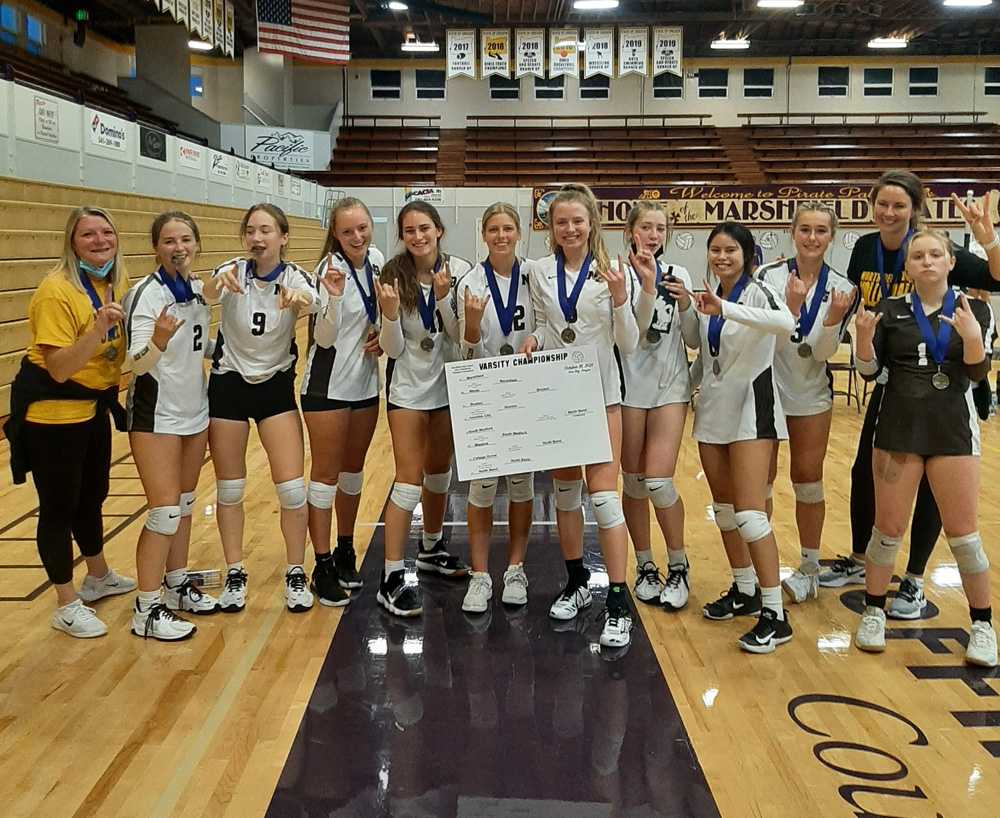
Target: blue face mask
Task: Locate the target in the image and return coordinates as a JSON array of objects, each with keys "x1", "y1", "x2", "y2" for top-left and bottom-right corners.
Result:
[{"x1": 79, "y1": 258, "x2": 115, "y2": 279}]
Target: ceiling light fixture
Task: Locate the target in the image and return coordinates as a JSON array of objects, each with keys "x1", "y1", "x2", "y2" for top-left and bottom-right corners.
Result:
[
  {"x1": 188, "y1": 40, "x2": 213, "y2": 51},
  {"x1": 867, "y1": 36, "x2": 908, "y2": 48},
  {"x1": 573, "y1": 0, "x2": 620, "y2": 9},
  {"x1": 387, "y1": 1, "x2": 408, "y2": 10},
  {"x1": 943, "y1": 1, "x2": 992, "y2": 7},
  {"x1": 401, "y1": 34, "x2": 439, "y2": 52},
  {"x1": 758, "y1": 0, "x2": 804, "y2": 7},
  {"x1": 711, "y1": 37, "x2": 750, "y2": 50}
]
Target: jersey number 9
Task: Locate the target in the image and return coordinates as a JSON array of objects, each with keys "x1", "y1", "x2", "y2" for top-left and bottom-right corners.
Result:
[{"x1": 251, "y1": 312, "x2": 266, "y2": 336}]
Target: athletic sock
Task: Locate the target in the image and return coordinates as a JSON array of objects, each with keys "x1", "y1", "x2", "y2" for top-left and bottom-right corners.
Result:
[
  {"x1": 667, "y1": 549, "x2": 687, "y2": 568},
  {"x1": 164, "y1": 568, "x2": 187, "y2": 588},
  {"x1": 137, "y1": 589, "x2": 161, "y2": 612},
  {"x1": 565, "y1": 558, "x2": 589, "y2": 589},
  {"x1": 286, "y1": 563, "x2": 304, "y2": 575},
  {"x1": 733, "y1": 565, "x2": 757, "y2": 596},
  {"x1": 971, "y1": 606, "x2": 993, "y2": 623},
  {"x1": 761, "y1": 586, "x2": 784, "y2": 620},
  {"x1": 635, "y1": 549, "x2": 653, "y2": 567},
  {"x1": 385, "y1": 559, "x2": 405, "y2": 576},
  {"x1": 336, "y1": 534, "x2": 354, "y2": 553},
  {"x1": 421, "y1": 531, "x2": 442, "y2": 551},
  {"x1": 607, "y1": 582, "x2": 629, "y2": 614},
  {"x1": 315, "y1": 552, "x2": 333, "y2": 566},
  {"x1": 865, "y1": 593, "x2": 887, "y2": 609},
  {"x1": 800, "y1": 548, "x2": 821, "y2": 569},
  {"x1": 227, "y1": 561, "x2": 244, "y2": 572}
]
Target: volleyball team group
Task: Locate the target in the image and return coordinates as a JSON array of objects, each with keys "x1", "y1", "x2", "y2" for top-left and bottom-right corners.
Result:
[{"x1": 7, "y1": 169, "x2": 1000, "y2": 663}]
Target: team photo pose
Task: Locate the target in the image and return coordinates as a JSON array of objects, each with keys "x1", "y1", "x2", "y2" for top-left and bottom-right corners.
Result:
[
  {"x1": 831, "y1": 171, "x2": 1000, "y2": 621},
  {"x1": 756, "y1": 203, "x2": 857, "y2": 604},
  {"x1": 374, "y1": 201, "x2": 472, "y2": 618},
  {"x1": 455, "y1": 203, "x2": 535, "y2": 614},
  {"x1": 6, "y1": 206, "x2": 135, "y2": 637},
  {"x1": 525, "y1": 183, "x2": 641, "y2": 648},
  {"x1": 617, "y1": 202, "x2": 695, "y2": 611},
  {"x1": 300, "y1": 197, "x2": 384, "y2": 607},
  {"x1": 203, "y1": 203, "x2": 318, "y2": 614},
  {"x1": 691, "y1": 222, "x2": 797, "y2": 654},
  {"x1": 854, "y1": 229, "x2": 996, "y2": 667},
  {"x1": 124, "y1": 211, "x2": 220, "y2": 641}
]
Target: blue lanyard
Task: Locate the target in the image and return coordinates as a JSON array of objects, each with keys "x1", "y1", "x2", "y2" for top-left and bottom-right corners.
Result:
[
  {"x1": 250, "y1": 260, "x2": 285, "y2": 283},
  {"x1": 788, "y1": 259, "x2": 830, "y2": 339},
  {"x1": 157, "y1": 267, "x2": 194, "y2": 303},
  {"x1": 707, "y1": 274, "x2": 750, "y2": 357},
  {"x1": 910, "y1": 289, "x2": 955, "y2": 365},
  {"x1": 482, "y1": 258, "x2": 521, "y2": 338},
  {"x1": 556, "y1": 252, "x2": 592, "y2": 324},
  {"x1": 343, "y1": 253, "x2": 377, "y2": 324},
  {"x1": 79, "y1": 271, "x2": 116, "y2": 340},
  {"x1": 874, "y1": 230, "x2": 913, "y2": 300}
]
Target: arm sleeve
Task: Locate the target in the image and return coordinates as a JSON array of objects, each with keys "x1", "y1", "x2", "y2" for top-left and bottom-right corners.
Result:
[
  {"x1": 634, "y1": 288, "x2": 655, "y2": 334},
  {"x1": 612, "y1": 298, "x2": 640, "y2": 354},
  {"x1": 455, "y1": 279, "x2": 485, "y2": 359},
  {"x1": 680, "y1": 304, "x2": 701, "y2": 349},
  {"x1": 528, "y1": 269, "x2": 549, "y2": 351},
  {"x1": 379, "y1": 314, "x2": 405, "y2": 359},
  {"x1": 126, "y1": 292, "x2": 162, "y2": 375},
  {"x1": 720, "y1": 284, "x2": 796, "y2": 336},
  {"x1": 313, "y1": 294, "x2": 342, "y2": 348}
]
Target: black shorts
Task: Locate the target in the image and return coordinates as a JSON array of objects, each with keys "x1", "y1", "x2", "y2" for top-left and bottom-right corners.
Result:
[
  {"x1": 300, "y1": 395, "x2": 379, "y2": 413},
  {"x1": 386, "y1": 402, "x2": 449, "y2": 413},
  {"x1": 209, "y1": 368, "x2": 298, "y2": 423}
]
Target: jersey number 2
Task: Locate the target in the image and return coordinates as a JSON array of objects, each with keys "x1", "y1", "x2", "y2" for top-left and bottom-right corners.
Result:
[
  {"x1": 512, "y1": 305, "x2": 526, "y2": 332},
  {"x1": 251, "y1": 312, "x2": 266, "y2": 336},
  {"x1": 192, "y1": 324, "x2": 203, "y2": 351}
]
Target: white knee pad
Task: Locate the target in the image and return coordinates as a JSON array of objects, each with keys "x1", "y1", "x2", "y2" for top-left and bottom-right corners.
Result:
[
  {"x1": 276, "y1": 477, "x2": 307, "y2": 510},
  {"x1": 553, "y1": 478, "x2": 583, "y2": 512},
  {"x1": 712, "y1": 502, "x2": 738, "y2": 532},
  {"x1": 590, "y1": 491, "x2": 625, "y2": 530},
  {"x1": 391, "y1": 482, "x2": 422, "y2": 512},
  {"x1": 216, "y1": 478, "x2": 246, "y2": 506},
  {"x1": 793, "y1": 481, "x2": 825, "y2": 504},
  {"x1": 646, "y1": 477, "x2": 679, "y2": 509},
  {"x1": 423, "y1": 470, "x2": 451, "y2": 495},
  {"x1": 949, "y1": 532, "x2": 990, "y2": 574},
  {"x1": 507, "y1": 473, "x2": 535, "y2": 504},
  {"x1": 146, "y1": 505, "x2": 181, "y2": 536},
  {"x1": 179, "y1": 491, "x2": 196, "y2": 518},
  {"x1": 735, "y1": 509, "x2": 771, "y2": 544},
  {"x1": 468, "y1": 478, "x2": 499, "y2": 509},
  {"x1": 866, "y1": 528, "x2": 902, "y2": 567},
  {"x1": 337, "y1": 470, "x2": 364, "y2": 496},
  {"x1": 622, "y1": 472, "x2": 648, "y2": 500},
  {"x1": 307, "y1": 480, "x2": 337, "y2": 510}
]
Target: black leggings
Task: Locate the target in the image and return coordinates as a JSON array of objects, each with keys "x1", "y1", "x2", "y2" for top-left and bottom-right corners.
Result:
[
  {"x1": 26, "y1": 413, "x2": 111, "y2": 585},
  {"x1": 850, "y1": 382, "x2": 941, "y2": 575}
]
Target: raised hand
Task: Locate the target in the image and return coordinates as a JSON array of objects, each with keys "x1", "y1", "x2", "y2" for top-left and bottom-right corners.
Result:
[
  {"x1": 694, "y1": 289, "x2": 723, "y2": 316},
  {"x1": 664, "y1": 276, "x2": 692, "y2": 311},
  {"x1": 375, "y1": 279, "x2": 400, "y2": 321},
  {"x1": 432, "y1": 261, "x2": 452, "y2": 300},
  {"x1": 320, "y1": 255, "x2": 346, "y2": 298},
  {"x1": 854, "y1": 302, "x2": 882, "y2": 351},
  {"x1": 151, "y1": 304, "x2": 185, "y2": 350},
  {"x1": 824, "y1": 287, "x2": 857, "y2": 326},
  {"x1": 785, "y1": 275, "x2": 809, "y2": 315},
  {"x1": 627, "y1": 247, "x2": 657, "y2": 294},
  {"x1": 952, "y1": 191, "x2": 997, "y2": 250},
  {"x1": 93, "y1": 302, "x2": 124, "y2": 337},
  {"x1": 603, "y1": 258, "x2": 628, "y2": 307},
  {"x1": 463, "y1": 287, "x2": 491, "y2": 331},
  {"x1": 216, "y1": 262, "x2": 243, "y2": 295},
  {"x1": 941, "y1": 292, "x2": 985, "y2": 344},
  {"x1": 279, "y1": 286, "x2": 312, "y2": 311}
]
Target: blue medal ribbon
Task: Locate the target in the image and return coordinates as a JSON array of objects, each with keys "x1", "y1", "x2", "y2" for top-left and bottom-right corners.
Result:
[
  {"x1": 415, "y1": 254, "x2": 446, "y2": 334},
  {"x1": 788, "y1": 259, "x2": 830, "y2": 339},
  {"x1": 250, "y1": 260, "x2": 286, "y2": 283},
  {"x1": 910, "y1": 288, "x2": 955, "y2": 366},
  {"x1": 482, "y1": 257, "x2": 521, "y2": 338},
  {"x1": 343, "y1": 253, "x2": 378, "y2": 324},
  {"x1": 707, "y1": 274, "x2": 751, "y2": 358},
  {"x1": 874, "y1": 229, "x2": 914, "y2": 300},
  {"x1": 556, "y1": 252, "x2": 592, "y2": 324},
  {"x1": 157, "y1": 266, "x2": 194, "y2": 303},
  {"x1": 79, "y1": 270, "x2": 117, "y2": 340}
]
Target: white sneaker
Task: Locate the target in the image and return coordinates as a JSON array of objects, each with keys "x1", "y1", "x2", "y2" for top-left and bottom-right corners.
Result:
[
  {"x1": 132, "y1": 602, "x2": 196, "y2": 641},
  {"x1": 285, "y1": 567, "x2": 314, "y2": 612},
  {"x1": 782, "y1": 564, "x2": 820, "y2": 604},
  {"x1": 967, "y1": 621, "x2": 999, "y2": 667},
  {"x1": 634, "y1": 561, "x2": 664, "y2": 603},
  {"x1": 78, "y1": 569, "x2": 137, "y2": 602},
  {"x1": 163, "y1": 577, "x2": 221, "y2": 615},
  {"x1": 600, "y1": 608, "x2": 632, "y2": 648},
  {"x1": 501, "y1": 563, "x2": 528, "y2": 606},
  {"x1": 462, "y1": 572, "x2": 493, "y2": 613},
  {"x1": 855, "y1": 606, "x2": 887, "y2": 653},
  {"x1": 219, "y1": 567, "x2": 248, "y2": 612},
  {"x1": 51, "y1": 599, "x2": 107, "y2": 638},
  {"x1": 887, "y1": 578, "x2": 927, "y2": 620},
  {"x1": 660, "y1": 562, "x2": 690, "y2": 610},
  {"x1": 549, "y1": 585, "x2": 593, "y2": 620}
]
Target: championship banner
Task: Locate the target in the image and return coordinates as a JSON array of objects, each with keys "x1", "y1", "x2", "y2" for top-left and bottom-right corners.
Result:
[
  {"x1": 549, "y1": 28, "x2": 578, "y2": 78},
  {"x1": 515, "y1": 28, "x2": 544, "y2": 78},
  {"x1": 224, "y1": 0, "x2": 234, "y2": 58},
  {"x1": 190, "y1": 0, "x2": 202, "y2": 35},
  {"x1": 202, "y1": 0, "x2": 213, "y2": 45},
  {"x1": 584, "y1": 28, "x2": 613, "y2": 79},
  {"x1": 447, "y1": 29, "x2": 476, "y2": 79},
  {"x1": 175, "y1": 0, "x2": 188, "y2": 26},
  {"x1": 160, "y1": 0, "x2": 175, "y2": 19},
  {"x1": 653, "y1": 26, "x2": 683, "y2": 78},
  {"x1": 480, "y1": 28, "x2": 510, "y2": 79},
  {"x1": 214, "y1": 0, "x2": 224, "y2": 49},
  {"x1": 618, "y1": 26, "x2": 648, "y2": 77},
  {"x1": 532, "y1": 184, "x2": 999, "y2": 231}
]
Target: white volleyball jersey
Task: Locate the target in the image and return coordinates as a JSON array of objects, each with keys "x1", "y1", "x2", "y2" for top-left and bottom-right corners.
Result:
[
  {"x1": 301, "y1": 247, "x2": 385, "y2": 403},
  {"x1": 691, "y1": 277, "x2": 796, "y2": 444},
  {"x1": 123, "y1": 271, "x2": 210, "y2": 435},
  {"x1": 381, "y1": 256, "x2": 472, "y2": 410},
  {"x1": 621, "y1": 263, "x2": 696, "y2": 409},
  {"x1": 757, "y1": 259, "x2": 857, "y2": 417},
  {"x1": 454, "y1": 259, "x2": 536, "y2": 359},
  {"x1": 529, "y1": 254, "x2": 640, "y2": 406},
  {"x1": 209, "y1": 257, "x2": 317, "y2": 383}
]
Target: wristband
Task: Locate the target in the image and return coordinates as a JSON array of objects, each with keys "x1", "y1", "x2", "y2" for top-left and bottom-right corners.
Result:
[{"x1": 982, "y1": 234, "x2": 1000, "y2": 252}]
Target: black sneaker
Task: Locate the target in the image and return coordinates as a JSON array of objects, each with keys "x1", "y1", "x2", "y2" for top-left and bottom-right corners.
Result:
[
  {"x1": 377, "y1": 569, "x2": 423, "y2": 617},
  {"x1": 702, "y1": 583, "x2": 762, "y2": 621},
  {"x1": 738, "y1": 607, "x2": 793, "y2": 654},
  {"x1": 415, "y1": 541, "x2": 469, "y2": 577},
  {"x1": 334, "y1": 546, "x2": 363, "y2": 589},
  {"x1": 311, "y1": 559, "x2": 351, "y2": 607}
]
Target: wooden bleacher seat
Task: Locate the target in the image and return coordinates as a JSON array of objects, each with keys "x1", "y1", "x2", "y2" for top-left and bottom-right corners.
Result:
[{"x1": 325, "y1": 116, "x2": 441, "y2": 186}]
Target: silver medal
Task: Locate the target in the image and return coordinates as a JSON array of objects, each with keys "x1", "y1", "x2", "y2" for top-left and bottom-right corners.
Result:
[
  {"x1": 561, "y1": 327, "x2": 576, "y2": 344},
  {"x1": 712, "y1": 358, "x2": 721, "y2": 376},
  {"x1": 932, "y1": 370, "x2": 950, "y2": 390},
  {"x1": 797, "y1": 343, "x2": 812, "y2": 359},
  {"x1": 420, "y1": 336, "x2": 435, "y2": 352},
  {"x1": 646, "y1": 328, "x2": 661, "y2": 344},
  {"x1": 500, "y1": 343, "x2": 514, "y2": 356},
  {"x1": 103, "y1": 345, "x2": 118, "y2": 361}
]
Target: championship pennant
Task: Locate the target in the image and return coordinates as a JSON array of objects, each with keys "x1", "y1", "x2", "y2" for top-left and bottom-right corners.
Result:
[
  {"x1": 214, "y1": 0, "x2": 224, "y2": 49},
  {"x1": 447, "y1": 29, "x2": 476, "y2": 78},
  {"x1": 515, "y1": 28, "x2": 544, "y2": 78},
  {"x1": 175, "y1": 0, "x2": 189, "y2": 26},
  {"x1": 584, "y1": 28, "x2": 612, "y2": 78},
  {"x1": 549, "y1": 28, "x2": 578, "y2": 78},
  {"x1": 190, "y1": 0, "x2": 202, "y2": 35},
  {"x1": 618, "y1": 26, "x2": 648, "y2": 76},
  {"x1": 202, "y1": 0, "x2": 214, "y2": 46},
  {"x1": 481, "y1": 29, "x2": 510, "y2": 79},
  {"x1": 224, "y1": 0, "x2": 234, "y2": 57},
  {"x1": 653, "y1": 26, "x2": 683, "y2": 77}
]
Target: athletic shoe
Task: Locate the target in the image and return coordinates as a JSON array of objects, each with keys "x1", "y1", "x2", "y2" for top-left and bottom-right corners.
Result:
[
  {"x1": 218, "y1": 567, "x2": 248, "y2": 613},
  {"x1": 334, "y1": 546, "x2": 363, "y2": 590},
  {"x1": 887, "y1": 578, "x2": 927, "y2": 620},
  {"x1": 501, "y1": 563, "x2": 529, "y2": 606},
  {"x1": 415, "y1": 541, "x2": 470, "y2": 577},
  {"x1": 311, "y1": 559, "x2": 351, "y2": 608},
  {"x1": 634, "y1": 561, "x2": 664, "y2": 604},
  {"x1": 462, "y1": 571, "x2": 493, "y2": 613},
  {"x1": 703, "y1": 583, "x2": 762, "y2": 620},
  {"x1": 50, "y1": 599, "x2": 107, "y2": 638},
  {"x1": 738, "y1": 608, "x2": 793, "y2": 654},
  {"x1": 855, "y1": 606, "x2": 887, "y2": 652},
  {"x1": 549, "y1": 583, "x2": 593, "y2": 620},
  {"x1": 782, "y1": 565, "x2": 820, "y2": 604},
  {"x1": 377, "y1": 569, "x2": 423, "y2": 617},
  {"x1": 78, "y1": 569, "x2": 137, "y2": 602},
  {"x1": 285, "y1": 567, "x2": 315, "y2": 613},
  {"x1": 966, "y1": 621, "x2": 999, "y2": 668},
  {"x1": 818, "y1": 555, "x2": 866, "y2": 588},
  {"x1": 660, "y1": 562, "x2": 690, "y2": 611},
  {"x1": 163, "y1": 577, "x2": 221, "y2": 615},
  {"x1": 131, "y1": 601, "x2": 196, "y2": 641},
  {"x1": 600, "y1": 608, "x2": 633, "y2": 648}
]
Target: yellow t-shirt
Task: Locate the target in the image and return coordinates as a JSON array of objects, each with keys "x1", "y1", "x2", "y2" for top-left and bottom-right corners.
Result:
[{"x1": 25, "y1": 271, "x2": 126, "y2": 424}]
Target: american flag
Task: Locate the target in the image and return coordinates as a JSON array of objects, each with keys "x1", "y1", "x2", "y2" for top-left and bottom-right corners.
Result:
[{"x1": 256, "y1": 0, "x2": 350, "y2": 63}]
